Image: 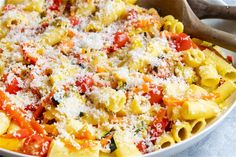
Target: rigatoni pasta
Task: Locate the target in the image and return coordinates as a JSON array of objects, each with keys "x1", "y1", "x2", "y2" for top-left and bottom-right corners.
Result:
[{"x1": 0, "y1": 0, "x2": 235, "y2": 157}]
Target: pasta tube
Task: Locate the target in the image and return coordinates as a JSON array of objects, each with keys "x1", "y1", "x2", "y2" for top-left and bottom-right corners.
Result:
[
  {"x1": 95, "y1": 0, "x2": 126, "y2": 26},
  {"x1": 48, "y1": 139, "x2": 100, "y2": 157},
  {"x1": 89, "y1": 87, "x2": 126, "y2": 113},
  {"x1": 183, "y1": 49, "x2": 205, "y2": 68},
  {"x1": 204, "y1": 49, "x2": 236, "y2": 80},
  {"x1": 190, "y1": 118, "x2": 206, "y2": 135},
  {"x1": 155, "y1": 133, "x2": 175, "y2": 149},
  {"x1": 198, "y1": 64, "x2": 220, "y2": 88},
  {"x1": 171, "y1": 121, "x2": 192, "y2": 142},
  {"x1": 0, "y1": 137, "x2": 23, "y2": 151},
  {"x1": 0, "y1": 111, "x2": 11, "y2": 135},
  {"x1": 113, "y1": 130, "x2": 141, "y2": 157},
  {"x1": 214, "y1": 80, "x2": 236, "y2": 103},
  {"x1": 162, "y1": 15, "x2": 184, "y2": 34},
  {"x1": 181, "y1": 99, "x2": 220, "y2": 120},
  {"x1": 40, "y1": 27, "x2": 67, "y2": 46}
]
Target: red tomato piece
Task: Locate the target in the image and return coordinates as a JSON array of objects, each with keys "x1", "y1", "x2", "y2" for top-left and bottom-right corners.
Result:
[
  {"x1": 149, "y1": 118, "x2": 168, "y2": 144},
  {"x1": 53, "y1": 0, "x2": 62, "y2": 6},
  {"x1": 24, "y1": 54, "x2": 38, "y2": 65},
  {"x1": 227, "y1": 55, "x2": 233, "y2": 63},
  {"x1": 12, "y1": 129, "x2": 32, "y2": 139},
  {"x1": 49, "y1": 0, "x2": 62, "y2": 11},
  {"x1": 171, "y1": 33, "x2": 194, "y2": 52},
  {"x1": 75, "y1": 76, "x2": 94, "y2": 93},
  {"x1": 25, "y1": 104, "x2": 38, "y2": 112},
  {"x1": 149, "y1": 109, "x2": 168, "y2": 144},
  {"x1": 5, "y1": 77, "x2": 21, "y2": 94},
  {"x1": 22, "y1": 134, "x2": 52, "y2": 156},
  {"x1": 114, "y1": 32, "x2": 130, "y2": 49},
  {"x1": 3, "y1": 4, "x2": 16, "y2": 11},
  {"x1": 69, "y1": 17, "x2": 80, "y2": 27},
  {"x1": 146, "y1": 85, "x2": 163, "y2": 105},
  {"x1": 107, "y1": 32, "x2": 129, "y2": 53},
  {"x1": 136, "y1": 141, "x2": 147, "y2": 153}
]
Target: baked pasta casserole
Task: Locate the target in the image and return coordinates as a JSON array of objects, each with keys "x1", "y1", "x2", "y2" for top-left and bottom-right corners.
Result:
[{"x1": 0, "y1": 0, "x2": 236, "y2": 156}]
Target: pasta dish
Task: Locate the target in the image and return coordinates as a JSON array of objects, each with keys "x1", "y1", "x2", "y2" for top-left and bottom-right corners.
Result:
[{"x1": 0, "y1": 0, "x2": 236, "y2": 156}]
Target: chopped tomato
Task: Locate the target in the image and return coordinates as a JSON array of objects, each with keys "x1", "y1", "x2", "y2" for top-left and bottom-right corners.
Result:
[
  {"x1": 75, "y1": 76, "x2": 94, "y2": 93},
  {"x1": 136, "y1": 141, "x2": 147, "y2": 153},
  {"x1": 53, "y1": 0, "x2": 62, "y2": 5},
  {"x1": 49, "y1": 0, "x2": 62, "y2": 11},
  {"x1": 25, "y1": 54, "x2": 38, "y2": 65},
  {"x1": 5, "y1": 77, "x2": 21, "y2": 94},
  {"x1": 24, "y1": 104, "x2": 38, "y2": 112},
  {"x1": 22, "y1": 134, "x2": 52, "y2": 157},
  {"x1": 171, "y1": 33, "x2": 196, "y2": 52},
  {"x1": 114, "y1": 32, "x2": 129, "y2": 49},
  {"x1": 227, "y1": 55, "x2": 233, "y2": 63},
  {"x1": 20, "y1": 43, "x2": 38, "y2": 65},
  {"x1": 149, "y1": 109, "x2": 168, "y2": 144},
  {"x1": 108, "y1": 32, "x2": 129, "y2": 53},
  {"x1": 12, "y1": 129, "x2": 32, "y2": 139},
  {"x1": 145, "y1": 85, "x2": 163, "y2": 105},
  {"x1": 3, "y1": 4, "x2": 16, "y2": 11},
  {"x1": 69, "y1": 16, "x2": 80, "y2": 27}
]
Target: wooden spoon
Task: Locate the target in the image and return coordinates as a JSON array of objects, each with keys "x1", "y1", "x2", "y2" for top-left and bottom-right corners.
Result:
[
  {"x1": 137, "y1": 0, "x2": 236, "y2": 52},
  {"x1": 188, "y1": 0, "x2": 236, "y2": 20}
]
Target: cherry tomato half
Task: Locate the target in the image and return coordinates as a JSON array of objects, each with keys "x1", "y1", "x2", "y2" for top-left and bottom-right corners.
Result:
[
  {"x1": 69, "y1": 16, "x2": 80, "y2": 27},
  {"x1": 22, "y1": 134, "x2": 52, "y2": 157},
  {"x1": 5, "y1": 77, "x2": 21, "y2": 94},
  {"x1": 75, "y1": 76, "x2": 94, "y2": 93},
  {"x1": 144, "y1": 85, "x2": 163, "y2": 105},
  {"x1": 114, "y1": 32, "x2": 130, "y2": 49},
  {"x1": 171, "y1": 33, "x2": 196, "y2": 52}
]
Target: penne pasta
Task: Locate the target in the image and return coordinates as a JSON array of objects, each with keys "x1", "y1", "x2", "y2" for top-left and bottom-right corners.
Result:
[
  {"x1": 204, "y1": 49, "x2": 236, "y2": 80},
  {"x1": 171, "y1": 121, "x2": 192, "y2": 143},
  {"x1": 181, "y1": 99, "x2": 220, "y2": 120},
  {"x1": 155, "y1": 133, "x2": 175, "y2": 149},
  {"x1": 190, "y1": 118, "x2": 206, "y2": 135}
]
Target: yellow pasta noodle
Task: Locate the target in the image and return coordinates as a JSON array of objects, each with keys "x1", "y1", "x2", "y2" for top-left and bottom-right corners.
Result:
[
  {"x1": 214, "y1": 80, "x2": 236, "y2": 103},
  {"x1": 48, "y1": 139, "x2": 100, "y2": 157},
  {"x1": 113, "y1": 130, "x2": 141, "y2": 157},
  {"x1": 155, "y1": 133, "x2": 175, "y2": 149},
  {"x1": 198, "y1": 64, "x2": 220, "y2": 88},
  {"x1": 0, "y1": 137, "x2": 23, "y2": 151},
  {"x1": 0, "y1": 111, "x2": 11, "y2": 135},
  {"x1": 162, "y1": 15, "x2": 184, "y2": 34},
  {"x1": 183, "y1": 49, "x2": 205, "y2": 68},
  {"x1": 171, "y1": 121, "x2": 192, "y2": 143},
  {"x1": 95, "y1": 0, "x2": 126, "y2": 26},
  {"x1": 190, "y1": 118, "x2": 206, "y2": 135},
  {"x1": 89, "y1": 87, "x2": 126, "y2": 113},
  {"x1": 181, "y1": 99, "x2": 220, "y2": 120},
  {"x1": 204, "y1": 49, "x2": 236, "y2": 80}
]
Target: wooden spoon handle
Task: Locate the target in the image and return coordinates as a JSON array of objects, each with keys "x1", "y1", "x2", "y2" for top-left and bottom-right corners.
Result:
[
  {"x1": 188, "y1": 0, "x2": 236, "y2": 20},
  {"x1": 187, "y1": 22, "x2": 236, "y2": 52}
]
